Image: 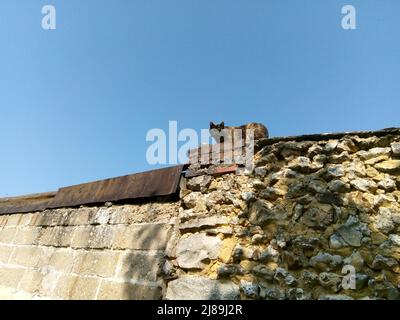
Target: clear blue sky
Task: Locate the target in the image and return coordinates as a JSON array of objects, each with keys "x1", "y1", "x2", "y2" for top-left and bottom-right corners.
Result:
[{"x1": 1, "y1": 0, "x2": 399, "y2": 197}]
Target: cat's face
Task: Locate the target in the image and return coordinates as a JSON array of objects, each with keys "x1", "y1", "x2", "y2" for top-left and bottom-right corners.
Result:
[{"x1": 209, "y1": 121, "x2": 225, "y2": 132}]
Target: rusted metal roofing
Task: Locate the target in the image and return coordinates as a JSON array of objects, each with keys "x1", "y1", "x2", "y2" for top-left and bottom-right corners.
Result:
[
  {"x1": 0, "y1": 192, "x2": 57, "y2": 215},
  {"x1": 0, "y1": 165, "x2": 183, "y2": 215},
  {"x1": 48, "y1": 165, "x2": 183, "y2": 208}
]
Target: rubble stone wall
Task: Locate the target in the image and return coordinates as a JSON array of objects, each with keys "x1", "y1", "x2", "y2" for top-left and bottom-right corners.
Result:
[
  {"x1": 166, "y1": 133, "x2": 400, "y2": 300},
  {"x1": 1, "y1": 131, "x2": 400, "y2": 300}
]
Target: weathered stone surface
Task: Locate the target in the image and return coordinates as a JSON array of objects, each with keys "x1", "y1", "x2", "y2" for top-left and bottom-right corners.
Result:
[
  {"x1": 328, "y1": 180, "x2": 350, "y2": 193},
  {"x1": 371, "y1": 255, "x2": 398, "y2": 271},
  {"x1": 309, "y1": 252, "x2": 343, "y2": 271},
  {"x1": 179, "y1": 216, "x2": 229, "y2": 230},
  {"x1": 248, "y1": 200, "x2": 287, "y2": 225},
  {"x1": 113, "y1": 223, "x2": 172, "y2": 250},
  {"x1": 324, "y1": 140, "x2": 338, "y2": 153},
  {"x1": 288, "y1": 157, "x2": 322, "y2": 173},
  {"x1": 73, "y1": 251, "x2": 120, "y2": 277},
  {"x1": 301, "y1": 205, "x2": 334, "y2": 229},
  {"x1": 350, "y1": 178, "x2": 377, "y2": 192},
  {"x1": 166, "y1": 276, "x2": 239, "y2": 300},
  {"x1": 97, "y1": 281, "x2": 162, "y2": 300},
  {"x1": 175, "y1": 233, "x2": 222, "y2": 269},
  {"x1": 318, "y1": 294, "x2": 354, "y2": 300},
  {"x1": 0, "y1": 268, "x2": 25, "y2": 288},
  {"x1": 259, "y1": 285, "x2": 286, "y2": 300},
  {"x1": 378, "y1": 178, "x2": 396, "y2": 191},
  {"x1": 186, "y1": 175, "x2": 212, "y2": 191},
  {"x1": 335, "y1": 216, "x2": 369, "y2": 247},
  {"x1": 318, "y1": 272, "x2": 342, "y2": 292},
  {"x1": 9, "y1": 246, "x2": 41, "y2": 267},
  {"x1": 375, "y1": 160, "x2": 400, "y2": 173},
  {"x1": 55, "y1": 275, "x2": 100, "y2": 300},
  {"x1": 325, "y1": 165, "x2": 344, "y2": 179},
  {"x1": 374, "y1": 208, "x2": 397, "y2": 234},
  {"x1": 391, "y1": 142, "x2": 400, "y2": 156},
  {"x1": 358, "y1": 147, "x2": 391, "y2": 160}
]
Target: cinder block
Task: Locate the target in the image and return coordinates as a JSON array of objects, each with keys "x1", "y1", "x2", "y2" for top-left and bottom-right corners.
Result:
[
  {"x1": 0, "y1": 245, "x2": 13, "y2": 264},
  {"x1": 0, "y1": 227, "x2": 16, "y2": 244},
  {"x1": 9, "y1": 246, "x2": 42, "y2": 267},
  {"x1": 54, "y1": 275, "x2": 99, "y2": 300},
  {"x1": 116, "y1": 252, "x2": 164, "y2": 282},
  {"x1": 37, "y1": 227, "x2": 55, "y2": 246},
  {"x1": 66, "y1": 207, "x2": 98, "y2": 226},
  {"x1": 36, "y1": 246, "x2": 56, "y2": 270},
  {"x1": 97, "y1": 280, "x2": 162, "y2": 300},
  {"x1": 13, "y1": 226, "x2": 41, "y2": 245},
  {"x1": 0, "y1": 215, "x2": 8, "y2": 227},
  {"x1": 18, "y1": 213, "x2": 34, "y2": 227},
  {"x1": 108, "y1": 206, "x2": 134, "y2": 225},
  {"x1": 48, "y1": 248, "x2": 75, "y2": 273},
  {"x1": 70, "y1": 225, "x2": 93, "y2": 248},
  {"x1": 33, "y1": 210, "x2": 57, "y2": 227},
  {"x1": 5, "y1": 214, "x2": 22, "y2": 227},
  {"x1": 38, "y1": 267, "x2": 62, "y2": 297},
  {"x1": 87, "y1": 225, "x2": 116, "y2": 249},
  {"x1": 112, "y1": 224, "x2": 172, "y2": 250},
  {"x1": 18, "y1": 269, "x2": 44, "y2": 294},
  {"x1": 46, "y1": 226, "x2": 74, "y2": 247},
  {"x1": 72, "y1": 251, "x2": 119, "y2": 278},
  {"x1": 0, "y1": 267, "x2": 25, "y2": 288}
]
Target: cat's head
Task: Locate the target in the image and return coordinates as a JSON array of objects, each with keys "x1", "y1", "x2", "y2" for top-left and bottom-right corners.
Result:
[{"x1": 209, "y1": 121, "x2": 225, "y2": 131}]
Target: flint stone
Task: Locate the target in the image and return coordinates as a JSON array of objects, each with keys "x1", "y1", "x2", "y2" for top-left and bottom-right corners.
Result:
[
  {"x1": 186, "y1": 175, "x2": 212, "y2": 191},
  {"x1": 318, "y1": 272, "x2": 342, "y2": 293},
  {"x1": 288, "y1": 157, "x2": 323, "y2": 173},
  {"x1": 325, "y1": 165, "x2": 344, "y2": 179},
  {"x1": 391, "y1": 142, "x2": 400, "y2": 156},
  {"x1": 371, "y1": 254, "x2": 398, "y2": 270},
  {"x1": 166, "y1": 276, "x2": 240, "y2": 300},
  {"x1": 287, "y1": 288, "x2": 311, "y2": 300},
  {"x1": 350, "y1": 178, "x2": 377, "y2": 192},
  {"x1": 309, "y1": 252, "x2": 343, "y2": 271},
  {"x1": 318, "y1": 295, "x2": 354, "y2": 300},
  {"x1": 179, "y1": 216, "x2": 230, "y2": 230},
  {"x1": 240, "y1": 280, "x2": 259, "y2": 298},
  {"x1": 375, "y1": 208, "x2": 397, "y2": 234},
  {"x1": 301, "y1": 205, "x2": 334, "y2": 229},
  {"x1": 336, "y1": 216, "x2": 368, "y2": 247},
  {"x1": 358, "y1": 147, "x2": 391, "y2": 160},
  {"x1": 328, "y1": 180, "x2": 350, "y2": 193},
  {"x1": 375, "y1": 160, "x2": 400, "y2": 174},
  {"x1": 378, "y1": 178, "x2": 396, "y2": 191},
  {"x1": 248, "y1": 200, "x2": 287, "y2": 225},
  {"x1": 324, "y1": 140, "x2": 338, "y2": 153}
]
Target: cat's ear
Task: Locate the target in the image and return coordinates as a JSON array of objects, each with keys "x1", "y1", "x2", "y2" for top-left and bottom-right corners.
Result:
[
  {"x1": 210, "y1": 121, "x2": 216, "y2": 128},
  {"x1": 220, "y1": 121, "x2": 225, "y2": 127}
]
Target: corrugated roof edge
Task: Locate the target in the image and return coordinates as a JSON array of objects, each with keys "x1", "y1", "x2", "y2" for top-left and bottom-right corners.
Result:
[{"x1": 0, "y1": 165, "x2": 183, "y2": 215}]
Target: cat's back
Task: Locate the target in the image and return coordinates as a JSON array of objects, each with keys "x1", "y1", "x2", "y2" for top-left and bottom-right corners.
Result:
[{"x1": 243, "y1": 122, "x2": 269, "y2": 139}]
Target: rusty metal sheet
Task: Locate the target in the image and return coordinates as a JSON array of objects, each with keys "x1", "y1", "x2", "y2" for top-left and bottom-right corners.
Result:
[
  {"x1": 48, "y1": 165, "x2": 184, "y2": 208},
  {"x1": 0, "y1": 192, "x2": 57, "y2": 215}
]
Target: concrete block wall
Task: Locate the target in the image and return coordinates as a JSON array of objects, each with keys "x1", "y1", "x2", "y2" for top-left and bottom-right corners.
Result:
[{"x1": 0, "y1": 202, "x2": 178, "y2": 299}]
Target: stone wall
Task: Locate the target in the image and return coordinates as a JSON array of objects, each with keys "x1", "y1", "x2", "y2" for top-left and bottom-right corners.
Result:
[
  {"x1": 165, "y1": 133, "x2": 400, "y2": 300},
  {"x1": 0, "y1": 202, "x2": 178, "y2": 299},
  {"x1": 1, "y1": 130, "x2": 400, "y2": 300}
]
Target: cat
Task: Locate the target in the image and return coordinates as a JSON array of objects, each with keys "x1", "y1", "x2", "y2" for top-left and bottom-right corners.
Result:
[{"x1": 209, "y1": 121, "x2": 269, "y2": 144}]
